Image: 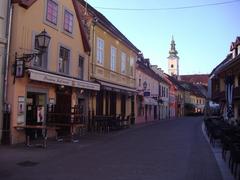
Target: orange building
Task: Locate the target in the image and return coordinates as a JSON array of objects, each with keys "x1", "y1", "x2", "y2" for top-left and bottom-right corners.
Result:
[{"x1": 5, "y1": 0, "x2": 100, "y2": 144}]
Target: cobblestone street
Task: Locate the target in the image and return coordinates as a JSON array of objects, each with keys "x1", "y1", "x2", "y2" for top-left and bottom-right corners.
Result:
[{"x1": 0, "y1": 117, "x2": 223, "y2": 180}]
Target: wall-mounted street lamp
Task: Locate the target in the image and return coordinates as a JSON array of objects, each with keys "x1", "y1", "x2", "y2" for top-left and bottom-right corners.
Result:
[
  {"x1": 13, "y1": 30, "x2": 51, "y2": 82},
  {"x1": 143, "y1": 81, "x2": 147, "y2": 91}
]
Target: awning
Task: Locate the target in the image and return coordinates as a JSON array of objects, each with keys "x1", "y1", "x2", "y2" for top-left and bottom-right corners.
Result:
[
  {"x1": 28, "y1": 69, "x2": 100, "y2": 91},
  {"x1": 144, "y1": 97, "x2": 158, "y2": 106},
  {"x1": 97, "y1": 80, "x2": 136, "y2": 94}
]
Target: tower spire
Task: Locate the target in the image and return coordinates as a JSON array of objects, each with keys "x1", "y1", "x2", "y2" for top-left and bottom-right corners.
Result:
[
  {"x1": 169, "y1": 35, "x2": 178, "y2": 57},
  {"x1": 167, "y1": 36, "x2": 180, "y2": 79}
]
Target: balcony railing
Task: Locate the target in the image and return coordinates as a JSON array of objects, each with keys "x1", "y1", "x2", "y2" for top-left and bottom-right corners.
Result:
[
  {"x1": 212, "y1": 86, "x2": 240, "y2": 101},
  {"x1": 234, "y1": 86, "x2": 240, "y2": 99},
  {"x1": 212, "y1": 90, "x2": 225, "y2": 101}
]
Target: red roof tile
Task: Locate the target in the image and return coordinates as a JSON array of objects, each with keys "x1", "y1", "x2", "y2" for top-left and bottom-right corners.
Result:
[
  {"x1": 72, "y1": 0, "x2": 91, "y2": 53},
  {"x1": 180, "y1": 74, "x2": 209, "y2": 86}
]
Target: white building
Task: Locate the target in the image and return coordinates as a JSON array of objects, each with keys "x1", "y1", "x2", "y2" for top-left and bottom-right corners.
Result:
[{"x1": 151, "y1": 65, "x2": 170, "y2": 120}]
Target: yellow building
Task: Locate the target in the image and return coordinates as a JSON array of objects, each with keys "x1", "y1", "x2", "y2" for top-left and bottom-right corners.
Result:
[
  {"x1": 76, "y1": 1, "x2": 140, "y2": 121},
  {"x1": 6, "y1": 0, "x2": 100, "y2": 144}
]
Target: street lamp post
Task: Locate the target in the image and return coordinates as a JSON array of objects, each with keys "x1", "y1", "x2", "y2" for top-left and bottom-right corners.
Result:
[{"x1": 13, "y1": 30, "x2": 51, "y2": 82}]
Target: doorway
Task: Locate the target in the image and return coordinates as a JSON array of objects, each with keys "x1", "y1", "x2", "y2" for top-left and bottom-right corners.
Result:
[{"x1": 26, "y1": 92, "x2": 46, "y2": 139}]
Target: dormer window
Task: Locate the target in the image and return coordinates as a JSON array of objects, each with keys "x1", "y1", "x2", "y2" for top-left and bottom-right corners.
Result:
[{"x1": 238, "y1": 45, "x2": 240, "y2": 56}]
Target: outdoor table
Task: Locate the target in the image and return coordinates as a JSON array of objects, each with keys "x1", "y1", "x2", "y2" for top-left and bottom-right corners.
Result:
[
  {"x1": 46, "y1": 122, "x2": 86, "y2": 142},
  {"x1": 14, "y1": 125, "x2": 58, "y2": 148}
]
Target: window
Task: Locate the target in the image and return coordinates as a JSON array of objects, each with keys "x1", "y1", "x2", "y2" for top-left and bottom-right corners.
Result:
[
  {"x1": 79, "y1": 55, "x2": 84, "y2": 79},
  {"x1": 97, "y1": 37, "x2": 104, "y2": 64},
  {"x1": 0, "y1": 1, "x2": 4, "y2": 18},
  {"x1": 110, "y1": 46, "x2": 116, "y2": 71},
  {"x1": 162, "y1": 86, "x2": 164, "y2": 97},
  {"x1": 121, "y1": 52, "x2": 126, "y2": 74},
  {"x1": 59, "y1": 46, "x2": 70, "y2": 74},
  {"x1": 46, "y1": 0, "x2": 58, "y2": 25},
  {"x1": 238, "y1": 74, "x2": 240, "y2": 87},
  {"x1": 139, "y1": 78, "x2": 141, "y2": 87},
  {"x1": 171, "y1": 64, "x2": 174, "y2": 68},
  {"x1": 130, "y1": 56, "x2": 134, "y2": 76},
  {"x1": 159, "y1": 85, "x2": 162, "y2": 97},
  {"x1": 33, "y1": 34, "x2": 48, "y2": 69},
  {"x1": 64, "y1": 10, "x2": 73, "y2": 33}
]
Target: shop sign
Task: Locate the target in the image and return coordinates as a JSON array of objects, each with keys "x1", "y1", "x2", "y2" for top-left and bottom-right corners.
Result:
[
  {"x1": 30, "y1": 72, "x2": 72, "y2": 86},
  {"x1": 29, "y1": 69, "x2": 100, "y2": 91},
  {"x1": 144, "y1": 91, "x2": 150, "y2": 96},
  {"x1": 72, "y1": 80, "x2": 100, "y2": 91}
]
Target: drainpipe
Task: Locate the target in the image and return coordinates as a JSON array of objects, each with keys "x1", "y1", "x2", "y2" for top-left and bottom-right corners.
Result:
[
  {"x1": 3, "y1": 1, "x2": 13, "y2": 106},
  {"x1": 90, "y1": 17, "x2": 98, "y2": 118},
  {"x1": 91, "y1": 17, "x2": 98, "y2": 80},
  {"x1": 1, "y1": 1, "x2": 13, "y2": 142}
]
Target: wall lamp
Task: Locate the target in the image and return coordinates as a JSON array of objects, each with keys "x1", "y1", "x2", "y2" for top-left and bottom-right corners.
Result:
[
  {"x1": 143, "y1": 81, "x2": 147, "y2": 91},
  {"x1": 13, "y1": 30, "x2": 51, "y2": 82}
]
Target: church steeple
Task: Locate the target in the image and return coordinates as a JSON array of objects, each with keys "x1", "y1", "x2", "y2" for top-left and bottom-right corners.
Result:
[
  {"x1": 167, "y1": 36, "x2": 180, "y2": 79},
  {"x1": 168, "y1": 36, "x2": 178, "y2": 58}
]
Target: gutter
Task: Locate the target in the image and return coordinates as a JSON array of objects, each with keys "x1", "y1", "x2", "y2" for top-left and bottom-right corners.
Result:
[{"x1": 3, "y1": 1, "x2": 13, "y2": 110}]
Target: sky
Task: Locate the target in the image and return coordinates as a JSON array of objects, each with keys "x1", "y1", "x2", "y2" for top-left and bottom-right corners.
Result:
[{"x1": 86, "y1": 0, "x2": 240, "y2": 75}]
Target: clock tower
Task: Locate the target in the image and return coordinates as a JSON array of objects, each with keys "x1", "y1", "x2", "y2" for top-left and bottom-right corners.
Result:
[{"x1": 168, "y1": 36, "x2": 179, "y2": 79}]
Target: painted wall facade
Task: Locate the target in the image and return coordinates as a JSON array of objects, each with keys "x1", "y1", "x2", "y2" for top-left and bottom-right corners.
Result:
[
  {"x1": 7, "y1": 0, "x2": 99, "y2": 144},
  {"x1": 136, "y1": 61, "x2": 159, "y2": 124}
]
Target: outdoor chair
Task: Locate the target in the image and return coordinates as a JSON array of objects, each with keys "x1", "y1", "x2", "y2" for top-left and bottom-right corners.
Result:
[{"x1": 229, "y1": 143, "x2": 240, "y2": 179}]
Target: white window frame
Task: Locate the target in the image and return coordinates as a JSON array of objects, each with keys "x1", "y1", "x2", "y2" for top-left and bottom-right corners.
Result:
[
  {"x1": 58, "y1": 46, "x2": 71, "y2": 75},
  {"x1": 130, "y1": 56, "x2": 134, "y2": 77},
  {"x1": 110, "y1": 46, "x2": 116, "y2": 71},
  {"x1": 44, "y1": 0, "x2": 59, "y2": 30},
  {"x1": 97, "y1": 37, "x2": 104, "y2": 65},
  {"x1": 62, "y1": 7, "x2": 74, "y2": 36},
  {"x1": 0, "y1": 1, "x2": 5, "y2": 18},
  {"x1": 121, "y1": 52, "x2": 126, "y2": 74}
]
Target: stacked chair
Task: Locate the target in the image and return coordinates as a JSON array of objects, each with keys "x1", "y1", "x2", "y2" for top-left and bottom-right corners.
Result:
[{"x1": 204, "y1": 117, "x2": 240, "y2": 179}]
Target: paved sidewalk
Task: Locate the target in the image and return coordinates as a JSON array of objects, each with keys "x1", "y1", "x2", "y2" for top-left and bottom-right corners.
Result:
[{"x1": 0, "y1": 117, "x2": 223, "y2": 180}]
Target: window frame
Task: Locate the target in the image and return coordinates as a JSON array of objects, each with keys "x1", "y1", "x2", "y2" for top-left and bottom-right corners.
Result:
[
  {"x1": 44, "y1": 0, "x2": 59, "y2": 29},
  {"x1": 0, "y1": 1, "x2": 5, "y2": 18},
  {"x1": 121, "y1": 51, "x2": 126, "y2": 74},
  {"x1": 31, "y1": 31, "x2": 49, "y2": 70},
  {"x1": 110, "y1": 46, "x2": 116, "y2": 71},
  {"x1": 58, "y1": 46, "x2": 71, "y2": 75},
  {"x1": 129, "y1": 56, "x2": 134, "y2": 77},
  {"x1": 78, "y1": 55, "x2": 84, "y2": 80},
  {"x1": 96, "y1": 37, "x2": 104, "y2": 65},
  {"x1": 63, "y1": 8, "x2": 74, "y2": 35}
]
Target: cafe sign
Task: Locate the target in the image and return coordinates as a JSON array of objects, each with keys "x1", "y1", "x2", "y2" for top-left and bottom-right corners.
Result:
[{"x1": 29, "y1": 69, "x2": 100, "y2": 91}]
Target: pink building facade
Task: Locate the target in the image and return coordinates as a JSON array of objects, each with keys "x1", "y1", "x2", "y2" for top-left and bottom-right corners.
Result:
[
  {"x1": 135, "y1": 58, "x2": 160, "y2": 124},
  {"x1": 165, "y1": 75, "x2": 177, "y2": 118}
]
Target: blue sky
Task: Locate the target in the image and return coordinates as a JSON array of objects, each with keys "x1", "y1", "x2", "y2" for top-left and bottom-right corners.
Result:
[{"x1": 86, "y1": 0, "x2": 240, "y2": 75}]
